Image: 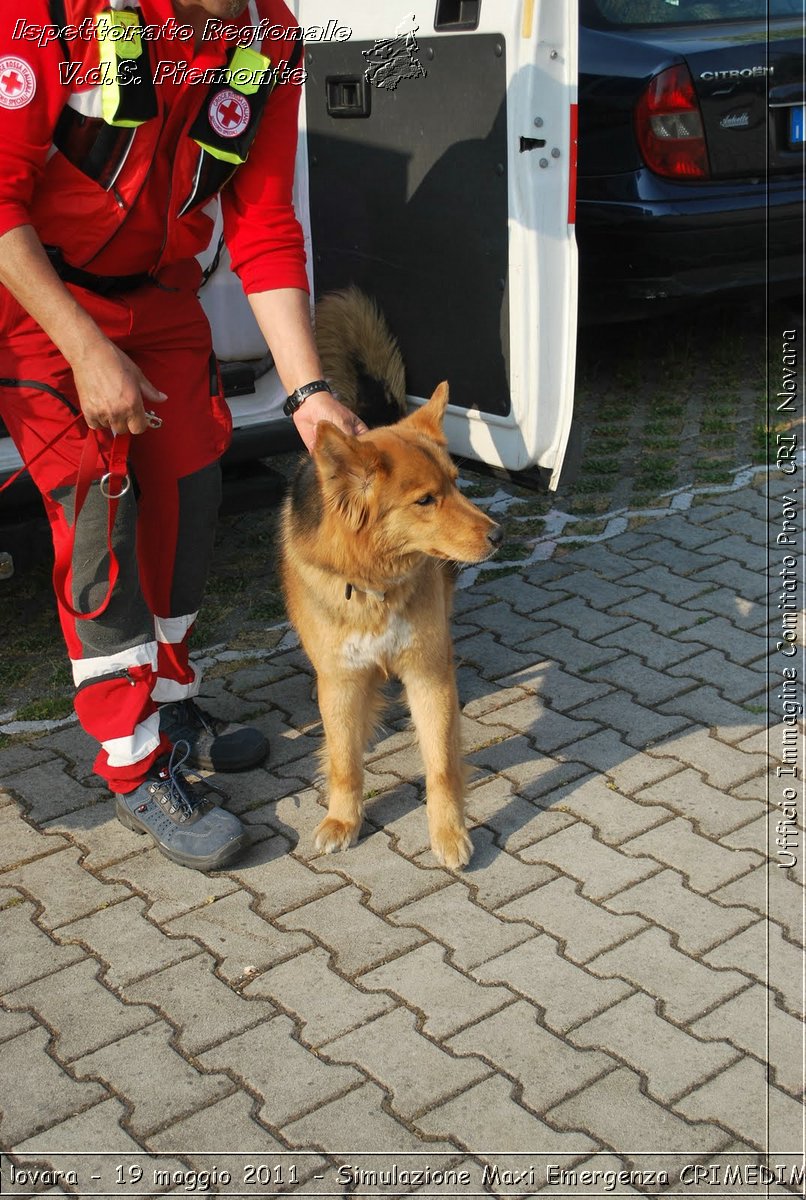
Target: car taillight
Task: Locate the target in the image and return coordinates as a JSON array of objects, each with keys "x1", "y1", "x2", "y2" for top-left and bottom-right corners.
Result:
[{"x1": 635, "y1": 64, "x2": 710, "y2": 179}]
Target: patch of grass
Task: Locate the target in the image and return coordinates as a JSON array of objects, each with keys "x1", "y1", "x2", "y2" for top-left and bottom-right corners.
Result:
[
  {"x1": 251, "y1": 593, "x2": 287, "y2": 622},
  {"x1": 14, "y1": 696, "x2": 73, "y2": 723}
]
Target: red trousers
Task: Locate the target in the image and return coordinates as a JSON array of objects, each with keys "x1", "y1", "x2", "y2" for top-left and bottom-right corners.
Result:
[{"x1": 0, "y1": 266, "x2": 232, "y2": 791}]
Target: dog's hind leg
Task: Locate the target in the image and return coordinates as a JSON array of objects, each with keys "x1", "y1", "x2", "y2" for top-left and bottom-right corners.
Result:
[
  {"x1": 402, "y1": 667, "x2": 473, "y2": 870},
  {"x1": 314, "y1": 668, "x2": 381, "y2": 854}
]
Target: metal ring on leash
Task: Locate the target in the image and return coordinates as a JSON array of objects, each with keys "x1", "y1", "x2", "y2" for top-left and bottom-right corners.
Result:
[{"x1": 99, "y1": 472, "x2": 131, "y2": 500}]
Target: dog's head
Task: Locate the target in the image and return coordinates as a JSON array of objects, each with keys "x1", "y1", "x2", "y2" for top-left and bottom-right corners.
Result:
[{"x1": 313, "y1": 382, "x2": 502, "y2": 566}]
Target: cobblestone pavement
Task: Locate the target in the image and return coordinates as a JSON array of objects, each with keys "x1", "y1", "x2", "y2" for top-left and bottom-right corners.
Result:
[{"x1": 1, "y1": 466, "x2": 804, "y2": 1198}]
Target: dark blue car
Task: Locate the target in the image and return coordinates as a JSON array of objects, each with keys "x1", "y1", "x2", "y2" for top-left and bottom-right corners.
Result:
[{"x1": 577, "y1": 0, "x2": 803, "y2": 321}]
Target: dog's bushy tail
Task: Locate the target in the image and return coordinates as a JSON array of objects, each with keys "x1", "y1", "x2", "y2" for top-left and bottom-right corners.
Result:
[{"x1": 314, "y1": 286, "x2": 407, "y2": 427}]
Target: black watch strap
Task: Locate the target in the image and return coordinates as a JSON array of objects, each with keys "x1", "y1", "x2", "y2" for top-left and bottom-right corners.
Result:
[{"x1": 283, "y1": 379, "x2": 332, "y2": 417}]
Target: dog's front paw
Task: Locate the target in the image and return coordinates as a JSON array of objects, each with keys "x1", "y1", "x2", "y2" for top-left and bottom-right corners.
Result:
[
  {"x1": 431, "y1": 824, "x2": 473, "y2": 871},
  {"x1": 315, "y1": 816, "x2": 360, "y2": 855}
]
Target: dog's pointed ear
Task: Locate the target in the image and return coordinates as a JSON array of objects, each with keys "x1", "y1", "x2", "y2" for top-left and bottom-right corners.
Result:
[
  {"x1": 403, "y1": 381, "x2": 450, "y2": 443},
  {"x1": 313, "y1": 422, "x2": 384, "y2": 531}
]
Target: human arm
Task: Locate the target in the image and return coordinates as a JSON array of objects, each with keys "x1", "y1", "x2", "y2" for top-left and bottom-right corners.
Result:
[
  {"x1": 0, "y1": 225, "x2": 164, "y2": 435},
  {"x1": 247, "y1": 286, "x2": 367, "y2": 450}
]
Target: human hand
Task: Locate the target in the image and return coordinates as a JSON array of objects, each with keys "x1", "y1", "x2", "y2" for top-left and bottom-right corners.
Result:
[
  {"x1": 71, "y1": 336, "x2": 166, "y2": 436},
  {"x1": 293, "y1": 389, "x2": 368, "y2": 452}
]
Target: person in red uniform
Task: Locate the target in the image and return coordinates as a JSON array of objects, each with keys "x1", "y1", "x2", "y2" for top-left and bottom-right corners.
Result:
[{"x1": 0, "y1": 0, "x2": 366, "y2": 871}]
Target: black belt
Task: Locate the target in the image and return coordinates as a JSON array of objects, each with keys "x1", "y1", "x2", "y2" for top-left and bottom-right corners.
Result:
[{"x1": 45, "y1": 246, "x2": 153, "y2": 297}]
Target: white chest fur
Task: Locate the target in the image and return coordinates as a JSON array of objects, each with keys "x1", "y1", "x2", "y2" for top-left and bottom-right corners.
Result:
[{"x1": 341, "y1": 614, "x2": 414, "y2": 670}]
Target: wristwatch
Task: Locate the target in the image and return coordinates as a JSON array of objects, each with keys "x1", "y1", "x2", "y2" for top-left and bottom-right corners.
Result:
[{"x1": 283, "y1": 379, "x2": 332, "y2": 417}]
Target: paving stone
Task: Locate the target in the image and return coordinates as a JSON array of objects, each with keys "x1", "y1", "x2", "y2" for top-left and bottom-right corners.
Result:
[
  {"x1": 585, "y1": 927, "x2": 750, "y2": 1024},
  {"x1": 0, "y1": 1007, "x2": 37, "y2": 1043},
  {"x1": 622, "y1": 818, "x2": 763, "y2": 895},
  {"x1": 704, "y1": 920, "x2": 804, "y2": 1017},
  {"x1": 550, "y1": 775, "x2": 670, "y2": 845},
  {"x1": 570, "y1": 542, "x2": 654, "y2": 579},
  {"x1": 545, "y1": 569, "x2": 646, "y2": 610},
  {"x1": 547, "y1": 1067, "x2": 729, "y2": 1165},
  {"x1": 72, "y1": 1023, "x2": 234, "y2": 1138},
  {"x1": 283, "y1": 1080, "x2": 426, "y2": 1150},
  {"x1": 569, "y1": 992, "x2": 740, "y2": 1104},
  {"x1": 99, "y1": 846, "x2": 241, "y2": 923},
  {"x1": 388, "y1": 881, "x2": 534, "y2": 970},
  {"x1": 0, "y1": 898, "x2": 85, "y2": 993},
  {"x1": 633, "y1": 542, "x2": 725, "y2": 579},
  {"x1": 618, "y1": 564, "x2": 711, "y2": 605},
  {"x1": 277, "y1": 883, "x2": 428, "y2": 977},
  {"x1": 122, "y1": 954, "x2": 276, "y2": 1055},
  {"x1": 468, "y1": 736, "x2": 589, "y2": 803},
  {"x1": 561, "y1": 730, "x2": 681, "y2": 790},
  {"x1": 243, "y1": 787, "x2": 331, "y2": 856},
  {"x1": 226, "y1": 847, "x2": 346, "y2": 920},
  {"x1": 147, "y1": 1091, "x2": 330, "y2": 1187},
  {"x1": 638, "y1": 513, "x2": 725, "y2": 551},
  {"x1": 472, "y1": 936, "x2": 632, "y2": 1034},
  {"x1": 166, "y1": 891, "x2": 312, "y2": 984},
  {"x1": 447, "y1": 1000, "x2": 616, "y2": 1113},
  {"x1": 703, "y1": 534, "x2": 766, "y2": 571},
  {"x1": 323, "y1": 1007, "x2": 490, "y2": 1120},
  {"x1": 675, "y1": 1058, "x2": 803, "y2": 1151},
  {"x1": 477, "y1": 570, "x2": 573, "y2": 606},
  {"x1": 669, "y1": 649, "x2": 765, "y2": 704},
  {"x1": 11, "y1": 1096, "x2": 148, "y2": 1158},
  {"x1": 359, "y1": 783, "x2": 433, "y2": 860},
  {"x1": 306, "y1": 830, "x2": 449, "y2": 915},
  {"x1": 213, "y1": 765, "x2": 314, "y2": 817},
  {"x1": 5, "y1": 958, "x2": 158, "y2": 1062},
  {"x1": 572, "y1": 693, "x2": 689, "y2": 750},
  {"x1": 42, "y1": 805, "x2": 150, "y2": 871},
  {"x1": 605, "y1": 869, "x2": 758, "y2": 956},
  {"x1": 587, "y1": 655, "x2": 695, "y2": 707},
  {"x1": 1, "y1": 762, "x2": 106, "y2": 824},
  {"x1": 659, "y1": 688, "x2": 765, "y2": 745},
  {"x1": 598, "y1": 622, "x2": 709, "y2": 670},
  {"x1": 675, "y1": 617, "x2": 767, "y2": 664},
  {"x1": 431, "y1": 825, "x2": 557, "y2": 908},
  {"x1": 59, "y1": 897, "x2": 203, "y2": 989},
  {"x1": 416, "y1": 1073, "x2": 598, "y2": 1153},
  {"x1": 0, "y1": 803, "x2": 70, "y2": 872},
  {"x1": 243, "y1": 946, "x2": 395, "y2": 1046},
  {"x1": 534, "y1": 595, "x2": 638, "y2": 643},
  {"x1": 464, "y1": 773, "x2": 585, "y2": 849},
  {"x1": 691, "y1": 984, "x2": 804, "y2": 1096},
  {"x1": 0, "y1": 744, "x2": 60, "y2": 778},
  {"x1": 616, "y1": 593, "x2": 712, "y2": 635},
  {"x1": 635, "y1": 769, "x2": 766, "y2": 837},
  {"x1": 713, "y1": 863, "x2": 803, "y2": 940},
  {"x1": 360, "y1": 942, "x2": 513, "y2": 1039},
  {"x1": 518, "y1": 822, "x2": 659, "y2": 901},
  {"x1": 642, "y1": 724, "x2": 767, "y2": 792},
  {"x1": 523, "y1": 627, "x2": 621, "y2": 673},
  {"x1": 0, "y1": 1025, "x2": 108, "y2": 1145},
  {"x1": 495, "y1": 660, "x2": 613, "y2": 713},
  {"x1": 451, "y1": 631, "x2": 540, "y2": 681},
  {"x1": 456, "y1": 600, "x2": 566, "y2": 650},
  {"x1": 461, "y1": 682, "x2": 530, "y2": 721},
  {"x1": 694, "y1": 556, "x2": 768, "y2": 600},
  {"x1": 499, "y1": 877, "x2": 647, "y2": 964},
  {"x1": 4, "y1": 848, "x2": 130, "y2": 931},
  {"x1": 199, "y1": 1014, "x2": 363, "y2": 1128},
  {"x1": 478, "y1": 694, "x2": 601, "y2": 754}
]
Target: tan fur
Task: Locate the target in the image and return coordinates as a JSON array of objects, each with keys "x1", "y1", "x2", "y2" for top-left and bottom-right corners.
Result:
[
  {"x1": 280, "y1": 383, "x2": 501, "y2": 870},
  {"x1": 314, "y1": 286, "x2": 407, "y2": 422}
]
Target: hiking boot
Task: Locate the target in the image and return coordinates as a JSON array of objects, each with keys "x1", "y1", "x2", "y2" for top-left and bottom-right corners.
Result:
[
  {"x1": 115, "y1": 743, "x2": 249, "y2": 872},
  {"x1": 159, "y1": 698, "x2": 269, "y2": 772}
]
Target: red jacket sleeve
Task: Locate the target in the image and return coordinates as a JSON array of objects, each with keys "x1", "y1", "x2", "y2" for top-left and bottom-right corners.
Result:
[
  {"x1": 220, "y1": 35, "x2": 309, "y2": 296},
  {"x1": 0, "y1": 4, "x2": 70, "y2": 240}
]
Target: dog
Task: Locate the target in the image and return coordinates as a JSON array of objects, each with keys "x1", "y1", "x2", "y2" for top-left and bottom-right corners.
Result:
[
  {"x1": 313, "y1": 285, "x2": 407, "y2": 428},
  {"x1": 281, "y1": 299, "x2": 502, "y2": 869}
]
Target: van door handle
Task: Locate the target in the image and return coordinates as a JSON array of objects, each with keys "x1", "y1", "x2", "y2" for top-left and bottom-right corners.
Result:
[{"x1": 326, "y1": 76, "x2": 371, "y2": 118}]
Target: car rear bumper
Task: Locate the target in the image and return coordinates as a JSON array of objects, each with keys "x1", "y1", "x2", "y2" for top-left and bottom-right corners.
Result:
[{"x1": 576, "y1": 171, "x2": 803, "y2": 321}]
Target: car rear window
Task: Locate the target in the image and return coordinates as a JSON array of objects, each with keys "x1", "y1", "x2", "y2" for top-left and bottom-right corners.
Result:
[{"x1": 590, "y1": 0, "x2": 800, "y2": 26}]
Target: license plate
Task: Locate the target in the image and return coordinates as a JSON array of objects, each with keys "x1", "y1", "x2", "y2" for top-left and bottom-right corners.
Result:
[{"x1": 790, "y1": 104, "x2": 805, "y2": 147}]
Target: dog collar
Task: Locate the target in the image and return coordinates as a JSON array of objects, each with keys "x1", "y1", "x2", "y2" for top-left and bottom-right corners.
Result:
[{"x1": 345, "y1": 582, "x2": 387, "y2": 602}]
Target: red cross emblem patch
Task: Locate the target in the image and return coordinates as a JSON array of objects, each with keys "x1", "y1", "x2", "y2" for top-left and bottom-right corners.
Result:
[
  {"x1": 209, "y1": 89, "x2": 250, "y2": 139},
  {"x1": 0, "y1": 57, "x2": 36, "y2": 110}
]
